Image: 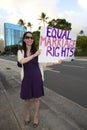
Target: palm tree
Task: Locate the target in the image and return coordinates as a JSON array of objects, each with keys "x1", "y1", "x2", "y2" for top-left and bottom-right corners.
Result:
[
  {"x1": 18, "y1": 19, "x2": 26, "y2": 29},
  {"x1": 27, "y1": 22, "x2": 33, "y2": 31},
  {"x1": 38, "y1": 26, "x2": 41, "y2": 31},
  {"x1": 79, "y1": 30, "x2": 84, "y2": 35},
  {"x1": 18, "y1": 19, "x2": 25, "y2": 26},
  {"x1": 38, "y1": 12, "x2": 49, "y2": 26}
]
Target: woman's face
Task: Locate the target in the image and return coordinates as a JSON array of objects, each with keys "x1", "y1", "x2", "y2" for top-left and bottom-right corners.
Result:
[{"x1": 23, "y1": 33, "x2": 34, "y2": 47}]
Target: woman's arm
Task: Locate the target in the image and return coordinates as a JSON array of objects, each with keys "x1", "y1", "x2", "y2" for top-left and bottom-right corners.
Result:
[
  {"x1": 19, "y1": 49, "x2": 41, "y2": 64},
  {"x1": 46, "y1": 59, "x2": 62, "y2": 67}
]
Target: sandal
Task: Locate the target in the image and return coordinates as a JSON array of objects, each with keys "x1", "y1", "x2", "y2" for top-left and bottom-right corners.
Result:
[
  {"x1": 33, "y1": 123, "x2": 39, "y2": 128},
  {"x1": 33, "y1": 116, "x2": 39, "y2": 128}
]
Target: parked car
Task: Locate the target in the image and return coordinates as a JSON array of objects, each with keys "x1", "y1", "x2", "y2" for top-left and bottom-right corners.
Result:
[{"x1": 63, "y1": 56, "x2": 75, "y2": 62}]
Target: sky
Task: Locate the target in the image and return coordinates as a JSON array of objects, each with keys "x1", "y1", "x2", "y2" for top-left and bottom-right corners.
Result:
[{"x1": 0, "y1": 0, "x2": 87, "y2": 39}]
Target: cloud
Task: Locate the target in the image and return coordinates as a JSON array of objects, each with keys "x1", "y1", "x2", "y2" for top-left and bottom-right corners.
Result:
[
  {"x1": 0, "y1": 0, "x2": 59, "y2": 19},
  {"x1": 0, "y1": 0, "x2": 63, "y2": 30},
  {"x1": 0, "y1": 0, "x2": 59, "y2": 38},
  {"x1": 0, "y1": 0, "x2": 87, "y2": 38},
  {"x1": 78, "y1": 0, "x2": 87, "y2": 11}
]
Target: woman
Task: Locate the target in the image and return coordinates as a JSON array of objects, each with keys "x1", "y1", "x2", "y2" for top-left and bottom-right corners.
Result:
[
  {"x1": 17, "y1": 31, "x2": 44, "y2": 128},
  {"x1": 17, "y1": 31, "x2": 62, "y2": 128}
]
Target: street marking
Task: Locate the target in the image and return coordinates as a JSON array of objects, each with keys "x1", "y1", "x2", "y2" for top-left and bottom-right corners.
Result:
[
  {"x1": 0, "y1": 58, "x2": 16, "y2": 64},
  {"x1": 62, "y1": 64, "x2": 85, "y2": 69},
  {"x1": 79, "y1": 63, "x2": 87, "y2": 65},
  {"x1": 49, "y1": 69, "x2": 60, "y2": 73}
]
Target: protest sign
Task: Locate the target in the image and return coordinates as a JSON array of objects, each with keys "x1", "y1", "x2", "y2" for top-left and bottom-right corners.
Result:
[{"x1": 38, "y1": 26, "x2": 76, "y2": 63}]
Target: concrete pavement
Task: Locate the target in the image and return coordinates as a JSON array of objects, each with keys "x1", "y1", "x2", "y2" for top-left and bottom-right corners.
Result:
[{"x1": 0, "y1": 57, "x2": 87, "y2": 130}]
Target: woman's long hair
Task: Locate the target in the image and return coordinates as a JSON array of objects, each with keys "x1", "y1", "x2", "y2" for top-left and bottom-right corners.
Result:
[{"x1": 22, "y1": 31, "x2": 37, "y2": 55}]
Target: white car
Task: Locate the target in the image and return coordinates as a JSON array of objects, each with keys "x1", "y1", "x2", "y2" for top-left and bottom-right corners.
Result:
[{"x1": 63, "y1": 56, "x2": 75, "y2": 62}]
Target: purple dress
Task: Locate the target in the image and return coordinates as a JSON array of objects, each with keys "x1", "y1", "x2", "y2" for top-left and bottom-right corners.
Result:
[{"x1": 20, "y1": 56, "x2": 44, "y2": 99}]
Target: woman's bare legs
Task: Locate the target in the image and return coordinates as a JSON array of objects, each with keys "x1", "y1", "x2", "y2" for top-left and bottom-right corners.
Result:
[
  {"x1": 24, "y1": 99, "x2": 30, "y2": 122},
  {"x1": 24, "y1": 98, "x2": 40, "y2": 127},
  {"x1": 33, "y1": 98, "x2": 40, "y2": 126}
]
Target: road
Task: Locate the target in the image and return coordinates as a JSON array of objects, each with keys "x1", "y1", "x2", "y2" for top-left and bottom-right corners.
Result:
[
  {"x1": 0, "y1": 55, "x2": 87, "y2": 108},
  {"x1": 0, "y1": 56, "x2": 87, "y2": 130},
  {"x1": 44, "y1": 60, "x2": 87, "y2": 108}
]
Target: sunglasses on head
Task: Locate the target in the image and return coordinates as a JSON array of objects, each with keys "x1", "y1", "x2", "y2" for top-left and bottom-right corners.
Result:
[{"x1": 24, "y1": 36, "x2": 33, "y2": 39}]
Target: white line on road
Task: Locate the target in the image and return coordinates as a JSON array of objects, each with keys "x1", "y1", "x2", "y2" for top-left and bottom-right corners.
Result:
[
  {"x1": 79, "y1": 63, "x2": 87, "y2": 65},
  {"x1": 48, "y1": 69, "x2": 60, "y2": 73},
  {"x1": 0, "y1": 58, "x2": 16, "y2": 64},
  {"x1": 62, "y1": 64, "x2": 85, "y2": 69}
]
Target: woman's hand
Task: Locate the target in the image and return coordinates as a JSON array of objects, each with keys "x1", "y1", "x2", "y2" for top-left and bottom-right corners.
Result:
[
  {"x1": 58, "y1": 59, "x2": 62, "y2": 64},
  {"x1": 34, "y1": 49, "x2": 41, "y2": 57},
  {"x1": 46, "y1": 59, "x2": 62, "y2": 66},
  {"x1": 54, "y1": 59, "x2": 62, "y2": 64}
]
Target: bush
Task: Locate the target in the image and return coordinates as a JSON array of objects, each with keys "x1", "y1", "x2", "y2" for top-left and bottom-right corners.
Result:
[
  {"x1": 76, "y1": 35, "x2": 87, "y2": 56},
  {"x1": 75, "y1": 49, "x2": 87, "y2": 56},
  {"x1": 4, "y1": 44, "x2": 22, "y2": 55}
]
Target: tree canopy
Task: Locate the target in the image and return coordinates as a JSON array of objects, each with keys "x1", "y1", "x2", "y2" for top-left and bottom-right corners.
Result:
[
  {"x1": 48, "y1": 18, "x2": 72, "y2": 30},
  {"x1": 75, "y1": 35, "x2": 87, "y2": 56},
  {"x1": 38, "y1": 12, "x2": 49, "y2": 26}
]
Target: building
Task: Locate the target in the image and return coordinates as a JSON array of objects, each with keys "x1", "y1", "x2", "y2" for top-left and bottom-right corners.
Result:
[
  {"x1": 4, "y1": 23, "x2": 27, "y2": 46},
  {"x1": 0, "y1": 39, "x2": 4, "y2": 53}
]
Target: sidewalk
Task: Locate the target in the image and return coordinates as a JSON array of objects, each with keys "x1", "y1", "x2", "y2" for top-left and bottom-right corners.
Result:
[
  {"x1": 0, "y1": 58, "x2": 87, "y2": 130},
  {"x1": 75, "y1": 56, "x2": 87, "y2": 61},
  {"x1": 0, "y1": 67, "x2": 50, "y2": 130}
]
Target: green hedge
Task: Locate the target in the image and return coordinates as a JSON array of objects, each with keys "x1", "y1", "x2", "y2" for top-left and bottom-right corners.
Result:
[
  {"x1": 1, "y1": 45, "x2": 22, "y2": 55},
  {"x1": 75, "y1": 49, "x2": 87, "y2": 56}
]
